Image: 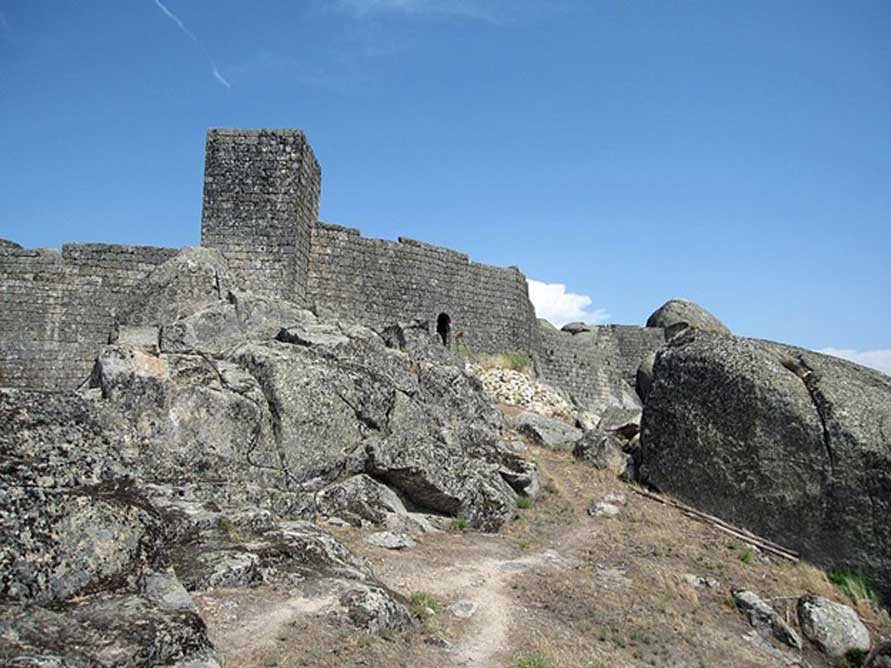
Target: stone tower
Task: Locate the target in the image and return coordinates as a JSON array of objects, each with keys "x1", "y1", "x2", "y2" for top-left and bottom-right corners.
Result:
[{"x1": 200, "y1": 128, "x2": 321, "y2": 302}]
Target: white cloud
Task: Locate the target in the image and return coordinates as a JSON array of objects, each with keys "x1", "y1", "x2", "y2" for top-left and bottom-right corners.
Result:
[
  {"x1": 817, "y1": 348, "x2": 891, "y2": 376},
  {"x1": 527, "y1": 279, "x2": 609, "y2": 328}
]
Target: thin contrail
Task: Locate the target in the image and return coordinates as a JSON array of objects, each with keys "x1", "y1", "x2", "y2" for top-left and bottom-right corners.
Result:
[
  {"x1": 212, "y1": 67, "x2": 231, "y2": 89},
  {"x1": 152, "y1": 0, "x2": 231, "y2": 89}
]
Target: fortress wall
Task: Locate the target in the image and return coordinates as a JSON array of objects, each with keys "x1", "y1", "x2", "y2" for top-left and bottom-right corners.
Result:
[
  {"x1": 307, "y1": 223, "x2": 538, "y2": 353},
  {"x1": 534, "y1": 322, "x2": 664, "y2": 408},
  {"x1": 0, "y1": 247, "x2": 67, "y2": 389},
  {"x1": 57, "y1": 243, "x2": 179, "y2": 387},
  {"x1": 0, "y1": 243, "x2": 178, "y2": 390},
  {"x1": 201, "y1": 129, "x2": 321, "y2": 303}
]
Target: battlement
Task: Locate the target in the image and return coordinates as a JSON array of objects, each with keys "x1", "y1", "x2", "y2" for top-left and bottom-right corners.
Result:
[{"x1": 1, "y1": 129, "x2": 660, "y2": 406}]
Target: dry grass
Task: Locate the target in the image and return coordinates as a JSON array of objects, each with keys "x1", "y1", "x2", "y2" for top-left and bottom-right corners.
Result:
[{"x1": 199, "y1": 446, "x2": 891, "y2": 668}]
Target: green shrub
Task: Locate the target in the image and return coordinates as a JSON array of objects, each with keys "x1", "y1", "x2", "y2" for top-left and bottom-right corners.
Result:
[
  {"x1": 517, "y1": 496, "x2": 533, "y2": 510},
  {"x1": 828, "y1": 569, "x2": 878, "y2": 604},
  {"x1": 409, "y1": 591, "x2": 439, "y2": 619},
  {"x1": 449, "y1": 517, "x2": 470, "y2": 532},
  {"x1": 739, "y1": 549, "x2": 754, "y2": 565},
  {"x1": 515, "y1": 653, "x2": 550, "y2": 668},
  {"x1": 844, "y1": 648, "x2": 868, "y2": 667}
]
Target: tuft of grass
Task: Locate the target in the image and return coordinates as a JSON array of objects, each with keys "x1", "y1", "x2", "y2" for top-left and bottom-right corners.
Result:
[
  {"x1": 517, "y1": 496, "x2": 534, "y2": 510},
  {"x1": 543, "y1": 478, "x2": 561, "y2": 496},
  {"x1": 219, "y1": 517, "x2": 244, "y2": 542},
  {"x1": 515, "y1": 653, "x2": 550, "y2": 668},
  {"x1": 476, "y1": 351, "x2": 532, "y2": 373},
  {"x1": 739, "y1": 549, "x2": 754, "y2": 565},
  {"x1": 449, "y1": 517, "x2": 470, "y2": 532},
  {"x1": 409, "y1": 591, "x2": 438, "y2": 620},
  {"x1": 828, "y1": 569, "x2": 878, "y2": 605}
]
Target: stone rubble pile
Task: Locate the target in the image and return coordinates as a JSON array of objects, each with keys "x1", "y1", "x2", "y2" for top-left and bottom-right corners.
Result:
[{"x1": 468, "y1": 364, "x2": 582, "y2": 420}]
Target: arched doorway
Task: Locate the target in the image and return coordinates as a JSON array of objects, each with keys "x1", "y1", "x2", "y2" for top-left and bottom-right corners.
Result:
[{"x1": 436, "y1": 313, "x2": 451, "y2": 346}]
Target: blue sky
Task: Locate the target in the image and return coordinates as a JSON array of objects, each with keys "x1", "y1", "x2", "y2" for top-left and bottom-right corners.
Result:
[{"x1": 1, "y1": 1, "x2": 889, "y2": 371}]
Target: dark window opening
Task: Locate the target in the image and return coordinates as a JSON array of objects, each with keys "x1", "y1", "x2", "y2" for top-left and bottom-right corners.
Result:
[{"x1": 436, "y1": 313, "x2": 451, "y2": 346}]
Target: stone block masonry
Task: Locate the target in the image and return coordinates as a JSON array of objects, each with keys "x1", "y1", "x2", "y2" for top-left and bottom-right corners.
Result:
[
  {"x1": 0, "y1": 243, "x2": 178, "y2": 390},
  {"x1": 0, "y1": 247, "x2": 66, "y2": 389},
  {"x1": 307, "y1": 222, "x2": 538, "y2": 354},
  {"x1": 201, "y1": 129, "x2": 321, "y2": 303},
  {"x1": 1, "y1": 127, "x2": 659, "y2": 401},
  {"x1": 534, "y1": 322, "x2": 665, "y2": 408}
]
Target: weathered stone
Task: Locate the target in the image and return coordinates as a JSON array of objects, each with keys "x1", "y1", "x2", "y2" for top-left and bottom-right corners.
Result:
[
  {"x1": 0, "y1": 390, "x2": 159, "y2": 606},
  {"x1": 588, "y1": 501, "x2": 621, "y2": 518},
  {"x1": 448, "y1": 600, "x2": 478, "y2": 618},
  {"x1": 366, "y1": 426, "x2": 517, "y2": 533},
  {"x1": 117, "y1": 247, "x2": 234, "y2": 327},
  {"x1": 682, "y1": 574, "x2": 720, "y2": 590},
  {"x1": 338, "y1": 583, "x2": 413, "y2": 634},
  {"x1": 732, "y1": 589, "x2": 802, "y2": 649},
  {"x1": 573, "y1": 429, "x2": 629, "y2": 475},
  {"x1": 636, "y1": 351, "x2": 656, "y2": 402},
  {"x1": 114, "y1": 325, "x2": 160, "y2": 351},
  {"x1": 597, "y1": 406, "x2": 642, "y2": 439},
  {"x1": 315, "y1": 474, "x2": 409, "y2": 527},
  {"x1": 472, "y1": 364, "x2": 577, "y2": 420},
  {"x1": 507, "y1": 411, "x2": 583, "y2": 449},
  {"x1": 867, "y1": 641, "x2": 891, "y2": 668},
  {"x1": 498, "y1": 459, "x2": 541, "y2": 499},
  {"x1": 641, "y1": 331, "x2": 891, "y2": 599},
  {"x1": 364, "y1": 531, "x2": 416, "y2": 550},
  {"x1": 159, "y1": 302, "x2": 243, "y2": 355},
  {"x1": 561, "y1": 321, "x2": 590, "y2": 334},
  {"x1": 0, "y1": 596, "x2": 221, "y2": 668},
  {"x1": 142, "y1": 571, "x2": 195, "y2": 611},
  {"x1": 646, "y1": 298, "x2": 730, "y2": 337},
  {"x1": 797, "y1": 594, "x2": 870, "y2": 657},
  {"x1": 602, "y1": 492, "x2": 626, "y2": 505}
]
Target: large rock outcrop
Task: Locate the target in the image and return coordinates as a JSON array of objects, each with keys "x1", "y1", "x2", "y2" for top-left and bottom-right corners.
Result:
[
  {"x1": 646, "y1": 298, "x2": 730, "y2": 338},
  {"x1": 1, "y1": 247, "x2": 540, "y2": 664},
  {"x1": 640, "y1": 330, "x2": 891, "y2": 599}
]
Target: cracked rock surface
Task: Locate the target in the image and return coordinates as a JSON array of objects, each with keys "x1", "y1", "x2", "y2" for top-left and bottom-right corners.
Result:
[
  {"x1": 640, "y1": 329, "x2": 891, "y2": 599},
  {"x1": 0, "y1": 248, "x2": 538, "y2": 665}
]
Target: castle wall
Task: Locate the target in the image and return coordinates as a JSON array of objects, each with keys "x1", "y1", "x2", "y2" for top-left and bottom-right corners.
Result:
[
  {"x1": 201, "y1": 129, "x2": 321, "y2": 303},
  {"x1": 307, "y1": 223, "x2": 538, "y2": 354},
  {"x1": 2, "y1": 127, "x2": 658, "y2": 404},
  {"x1": 57, "y1": 243, "x2": 179, "y2": 386},
  {"x1": 0, "y1": 247, "x2": 67, "y2": 389},
  {"x1": 534, "y1": 322, "x2": 665, "y2": 409},
  {"x1": 0, "y1": 243, "x2": 178, "y2": 390}
]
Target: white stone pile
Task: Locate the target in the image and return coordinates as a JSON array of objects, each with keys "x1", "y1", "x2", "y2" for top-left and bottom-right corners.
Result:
[{"x1": 468, "y1": 364, "x2": 576, "y2": 419}]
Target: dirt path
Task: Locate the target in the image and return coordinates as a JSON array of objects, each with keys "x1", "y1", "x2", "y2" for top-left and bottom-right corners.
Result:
[{"x1": 195, "y1": 447, "x2": 891, "y2": 668}]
